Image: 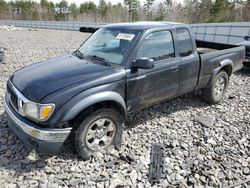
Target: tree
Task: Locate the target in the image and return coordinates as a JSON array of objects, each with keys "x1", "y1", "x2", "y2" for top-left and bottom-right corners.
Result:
[
  {"x1": 0, "y1": 0, "x2": 7, "y2": 11},
  {"x1": 14, "y1": 0, "x2": 38, "y2": 19},
  {"x1": 213, "y1": 0, "x2": 227, "y2": 15},
  {"x1": 143, "y1": 0, "x2": 155, "y2": 20},
  {"x1": 98, "y1": 0, "x2": 107, "y2": 19},
  {"x1": 80, "y1": 1, "x2": 96, "y2": 14},
  {"x1": 55, "y1": 0, "x2": 69, "y2": 21},
  {"x1": 70, "y1": 3, "x2": 77, "y2": 20},
  {"x1": 79, "y1": 1, "x2": 96, "y2": 21},
  {"x1": 49, "y1": 1, "x2": 54, "y2": 12},
  {"x1": 111, "y1": 3, "x2": 127, "y2": 22},
  {"x1": 164, "y1": 0, "x2": 172, "y2": 14},
  {"x1": 124, "y1": 0, "x2": 140, "y2": 21},
  {"x1": 242, "y1": 0, "x2": 250, "y2": 21},
  {"x1": 40, "y1": 0, "x2": 49, "y2": 9},
  {"x1": 209, "y1": 0, "x2": 228, "y2": 22},
  {"x1": 40, "y1": 0, "x2": 50, "y2": 20},
  {"x1": 154, "y1": 2, "x2": 165, "y2": 21}
]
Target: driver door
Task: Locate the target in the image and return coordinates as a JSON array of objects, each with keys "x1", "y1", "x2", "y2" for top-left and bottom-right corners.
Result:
[{"x1": 126, "y1": 30, "x2": 180, "y2": 112}]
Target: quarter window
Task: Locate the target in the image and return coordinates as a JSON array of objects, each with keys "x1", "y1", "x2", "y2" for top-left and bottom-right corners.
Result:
[
  {"x1": 176, "y1": 28, "x2": 193, "y2": 57},
  {"x1": 136, "y1": 31, "x2": 175, "y2": 61}
]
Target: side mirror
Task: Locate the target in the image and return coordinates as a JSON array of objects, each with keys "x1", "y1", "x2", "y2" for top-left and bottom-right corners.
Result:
[
  {"x1": 132, "y1": 58, "x2": 154, "y2": 70},
  {"x1": 244, "y1": 36, "x2": 250, "y2": 41}
]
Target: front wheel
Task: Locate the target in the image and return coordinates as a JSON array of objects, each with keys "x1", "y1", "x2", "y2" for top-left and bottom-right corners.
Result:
[
  {"x1": 202, "y1": 70, "x2": 229, "y2": 104},
  {"x1": 74, "y1": 108, "x2": 124, "y2": 160}
]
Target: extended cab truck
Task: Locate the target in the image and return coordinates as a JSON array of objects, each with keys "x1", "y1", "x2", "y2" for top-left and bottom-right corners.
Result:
[{"x1": 4, "y1": 22, "x2": 245, "y2": 160}]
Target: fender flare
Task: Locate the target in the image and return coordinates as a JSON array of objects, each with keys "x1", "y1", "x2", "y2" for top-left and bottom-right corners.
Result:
[
  {"x1": 207, "y1": 59, "x2": 233, "y2": 88},
  {"x1": 62, "y1": 91, "x2": 127, "y2": 121}
]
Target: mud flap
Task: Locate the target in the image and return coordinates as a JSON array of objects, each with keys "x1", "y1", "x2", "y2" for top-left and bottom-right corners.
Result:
[{"x1": 148, "y1": 143, "x2": 165, "y2": 184}]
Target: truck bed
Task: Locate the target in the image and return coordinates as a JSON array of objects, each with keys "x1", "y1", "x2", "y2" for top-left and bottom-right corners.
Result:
[
  {"x1": 196, "y1": 40, "x2": 238, "y2": 54},
  {"x1": 195, "y1": 40, "x2": 245, "y2": 89}
]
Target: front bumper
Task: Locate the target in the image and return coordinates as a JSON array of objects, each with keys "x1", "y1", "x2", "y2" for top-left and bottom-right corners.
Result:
[{"x1": 4, "y1": 96, "x2": 72, "y2": 155}]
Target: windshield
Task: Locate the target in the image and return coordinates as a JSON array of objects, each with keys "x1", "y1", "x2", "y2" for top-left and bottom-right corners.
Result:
[{"x1": 78, "y1": 28, "x2": 140, "y2": 65}]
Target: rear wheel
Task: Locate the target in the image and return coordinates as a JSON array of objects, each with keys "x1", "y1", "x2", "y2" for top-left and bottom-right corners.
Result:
[
  {"x1": 74, "y1": 108, "x2": 123, "y2": 160},
  {"x1": 202, "y1": 70, "x2": 229, "y2": 104}
]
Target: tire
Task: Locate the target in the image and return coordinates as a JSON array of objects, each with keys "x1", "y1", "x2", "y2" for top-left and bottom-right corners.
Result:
[
  {"x1": 74, "y1": 108, "x2": 124, "y2": 160},
  {"x1": 201, "y1": 70, "x2": 229, "y2": 104}
]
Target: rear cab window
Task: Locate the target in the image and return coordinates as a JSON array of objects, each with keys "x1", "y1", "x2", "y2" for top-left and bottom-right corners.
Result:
[
  {"x1": 176, "y1": 28, "x2": 194, "y2": 57},
  {"x1": 136, "y1": 30, "x2": 175, "y2": 62}
]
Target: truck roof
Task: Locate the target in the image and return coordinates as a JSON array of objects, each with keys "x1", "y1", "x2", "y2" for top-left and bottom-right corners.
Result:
[{"x1": 104, "y1": 21, "x2": 185, "y2": 31}]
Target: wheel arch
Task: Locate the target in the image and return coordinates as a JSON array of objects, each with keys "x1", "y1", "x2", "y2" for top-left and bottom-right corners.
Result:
[
  {"x1": 207, "y1": 59, "x2": 233, "y2": 88},
  {"x1": 63, "y1": 91, "x2": 127, "y2": 123}
]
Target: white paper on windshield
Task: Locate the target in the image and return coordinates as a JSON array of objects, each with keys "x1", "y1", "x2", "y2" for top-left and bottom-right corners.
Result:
[{"x1": 116, "y1": 33, "x2": 135, "y2": 41}]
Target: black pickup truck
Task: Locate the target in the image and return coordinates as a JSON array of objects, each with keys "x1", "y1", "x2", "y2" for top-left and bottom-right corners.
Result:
[{"x1": 4, "y1": 22, "x2": 245, "y2": 159}]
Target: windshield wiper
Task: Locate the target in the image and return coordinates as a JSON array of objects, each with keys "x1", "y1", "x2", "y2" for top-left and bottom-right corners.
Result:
[
  {"x1": 74, "y1": 50, "x2": 85, "y2": 59},
  {"x1": 87, "y1": 55, "x2": 111, "y2": 66}
]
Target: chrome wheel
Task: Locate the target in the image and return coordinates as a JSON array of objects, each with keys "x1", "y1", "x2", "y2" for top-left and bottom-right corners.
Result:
[
  {"x1": 85, "y1": 118, "x2": 116, "y2": 151},
  {"x1": 214, "y1": 77, "x2": 226, "y2": 98}
]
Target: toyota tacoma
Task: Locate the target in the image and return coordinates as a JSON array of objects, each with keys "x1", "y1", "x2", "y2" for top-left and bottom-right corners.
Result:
[{"x1": 4, "y1": 22, "x2": 245, "y2": 160}]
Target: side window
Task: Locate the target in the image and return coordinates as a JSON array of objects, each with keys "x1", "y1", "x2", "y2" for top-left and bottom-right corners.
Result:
[
  {"x1": 176, "y1": 28, "x2": 193, "y2": 57},
  {"x1": 136, "y1": 31, "x2": 175, "y2": 62}
]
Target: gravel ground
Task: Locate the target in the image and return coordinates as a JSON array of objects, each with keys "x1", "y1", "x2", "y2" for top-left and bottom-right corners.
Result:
[{"x1": 0, "y1": 28, "x2": 249, "y2": 188}]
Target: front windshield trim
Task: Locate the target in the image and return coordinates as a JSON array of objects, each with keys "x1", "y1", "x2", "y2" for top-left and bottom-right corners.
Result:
[{"x1": 120, "y1": 31, "x2": 142, "y2": 66}]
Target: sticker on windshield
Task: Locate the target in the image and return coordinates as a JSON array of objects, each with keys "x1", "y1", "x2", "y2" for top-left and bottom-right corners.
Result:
[{"x1": 116, "y1": 33, "x2": 135, "y2": 41}]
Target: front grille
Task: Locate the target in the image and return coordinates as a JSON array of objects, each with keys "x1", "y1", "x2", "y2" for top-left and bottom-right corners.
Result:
[{"x1": 7, "y1": 85, "x2": 18, "y2": 111}]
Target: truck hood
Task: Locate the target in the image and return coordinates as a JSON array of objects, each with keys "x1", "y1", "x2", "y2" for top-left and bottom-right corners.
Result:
[{"x1": 11, "y1": 54, "x2": 114, "y2": 102}]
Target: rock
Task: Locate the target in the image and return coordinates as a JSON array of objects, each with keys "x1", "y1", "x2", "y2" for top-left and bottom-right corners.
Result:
[
  {"x1": 171, "y1": 140, "x2": 179, "y2": 147},
  {"x1": 109, "y1": 177, "x2": 127, "y2": 188},
  {"x1": 179, "y1": 182, "x2": 188, "y2": 188},
  {"x1": 195, "y1": 115, "x2": 215, "y2": 127},
  {"x1": 169, "y1": 173, "x2": 176, "y2": 181},
  {"x1": 243, "y1": 167, "x2": 250, "y2": 175},
  {"x1": 207, "y1": 138, "x2": 217, "y2": 145},
  {"x1": 6, "y1": 183, "x2": 17, "y2": 188},
  {"x1": 69, "y1": 178, "x2": 82, "y2": 187},
  {"x1": 188, "y1": 176, "x2": 196, "y2": 185},
  {"x1": 39, "y1": 183, "x2": 48, "y2": 188},
  {"x1": 130, "y1": 169, "x2": 137, "y2": 184},
  {"x1": 137, "y1": 182, "x2": 144, "y2": 188},
  {"x1": 70, "y1": 166, "x2": 76, "y2": 172},
  {"x1": 194, "y1": 174, "x2": 200, "y2": 180},
  {"x1": 100, "y1": 170, "x2": 109, "y2": 177},
  {"x1": 176, "y1": 173, "x2": 184, "y2": 181},
  {"x1": 28, "y1": 180, "x2": 39, "y2": 187},
  {"x1": 95, "y1": 152, "x2": 104, "y2": 159},
  {"x1": 119, "y1": 154, "x2": 130, "y2": 163},
  {"x1": 26, "y1": 149, "x2": 40, "y2": 161},
  {"x1": 180, "y1": 142, "x2": 189, "y2": 150},
  {"x1": 126, "y1": 154, "x2": 135, "y2": 163},
  {"x1": 105, "y1": 160, "x2": 117, "y2": 168},
  {"x1": 96, "y1": 182, "x2": 104, "y2": 188},
  {"x1": 4, "y1": 149, "x2": 12, "y2": 157}
]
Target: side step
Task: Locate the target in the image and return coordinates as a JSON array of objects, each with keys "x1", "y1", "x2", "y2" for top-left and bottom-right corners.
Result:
[{"x1": 148, "y1": 143, "x2": 165, "y2": 184}]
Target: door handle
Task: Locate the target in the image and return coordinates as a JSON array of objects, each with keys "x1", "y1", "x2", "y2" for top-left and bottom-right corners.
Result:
[{"x1": 171, "y1": 66, "x2": 178, "y2": 72}]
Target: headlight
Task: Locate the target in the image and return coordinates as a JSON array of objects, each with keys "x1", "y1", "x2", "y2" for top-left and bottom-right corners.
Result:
[{"x1": 23, "y1": 102, "x2": 55, "y2": 121}]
